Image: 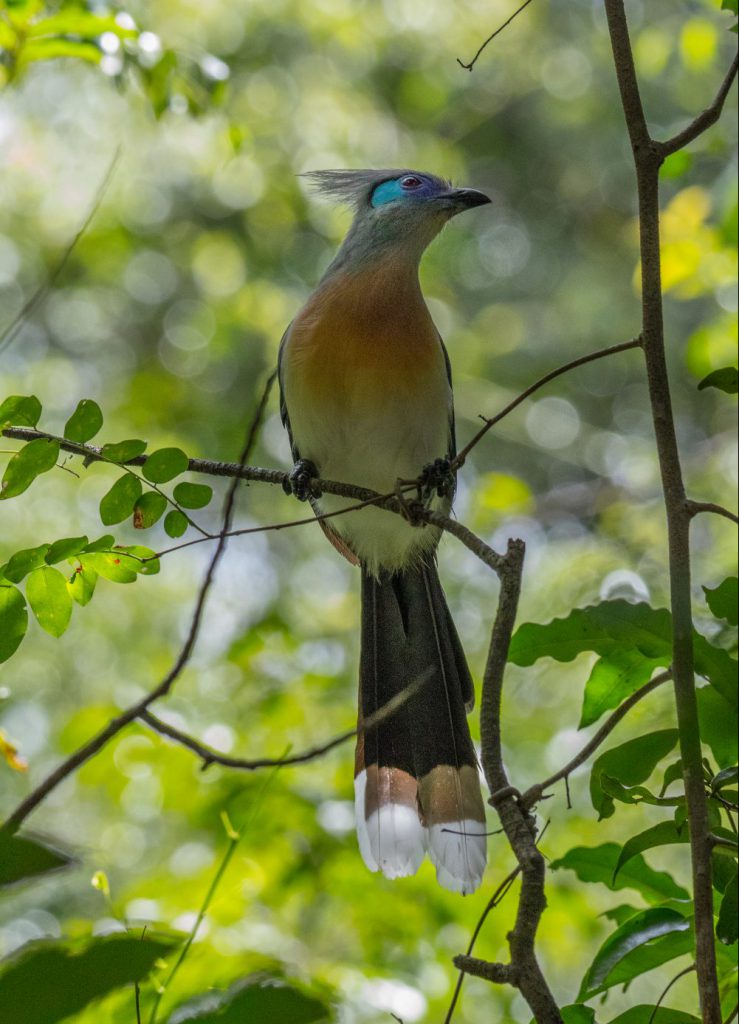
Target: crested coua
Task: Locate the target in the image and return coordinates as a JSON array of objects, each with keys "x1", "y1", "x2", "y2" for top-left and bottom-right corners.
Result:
[{"x1": 278, "y1": 169, "x2": 491, "y2": 894}]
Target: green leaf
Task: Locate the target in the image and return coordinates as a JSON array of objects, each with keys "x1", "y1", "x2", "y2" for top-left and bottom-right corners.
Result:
[
  {"x1": 44, "y1": 536, "x2": 88, "y2": 565},
  {"x1": 99, "y1": 474, "x2": 142, "y2": 526},
  {"x1": 0, "y1": 831, "x2": 74, "y2": 888},
  {"x1": 0, "y1": 933, "x2": 179, "y2": 1024},
  {"x1": 698, "y1": 685, "x2": 738, "y2": 764},
  {"x1": 18, "y1": 37, "x2": 102, "y2": 68},
  {"x1": 704, "y1": 578, "x2": 738, "y2": 627},
  {"x1": 660, "y1": 759, "x2": 684, "y2": 796},
  {"x1": 1, "y1": 438, "x2": 60, "y2": 499},
  {"x1": 590, "y1": 729, "x2": 679, "y2": 819},
  {"x1": 509, "y1": 601, "x2": 737, "y2": 725},
  {"x1": 63, "y1": 399, "x2": 103, "y2": 443},
  {"x1": 607, "y1": 1009, "x2": 700, "y2": 1024},
  {"x1": 0, "y1": 585, "x2": 28, "y2": 663},
  {"x1": 143, "y1": 447, "x2": 189, "y2": 483},
  {"x1": 722, "y1": 0, "x2": 738, "y2": 15},
  {"x1": 550, "y1": 842, "x2": 689, "y2": 903},
  {"x1": 1, "y1": 544, "x2": 51, "y2": 583},
  {"x1": 599, "y1": 775, "x2": 682, "y2": 809},
  {"x1": 698, "y1": 366, "x2": 738, "y2": 394},
  {"x1": 100, "y1": 439, "x2": 147, "y2": 463},
  {"x1": 26, "y1": 10, "x2": 136, "y2": 39},
  {"x1": 66, "y1": 566, "x2": 97, "y2": 607},
  {"x1": 164, "y1": 509, "x2": 188, "y2": 538},
  {"x1": 578, "y1": 907, "x2": 692, "y2": 999},
  {"x1": 717, "y1": 870, "x2": 738, "y2": 944},
  {"x1": 0, "y1": 395, "x2": 42, "y2": 428},
  {"x1": 712, "y1": 766, "x2": 739, "y2": 793},
  {"x1": 166, "y1": 974, "x2": 331, "y2": 1023},
  {"x1": 559, "y1": 1009, "x2": 595, "y2": 1024},
  {"x1": 613, "y1": 821, "x2": 690, "y2": 882},
  {"x1": 81, "y1": 534, "x2": 115, "y2": 553},
  {"x1": 133, "y1": 491, "x2": 168, "y2": 529},
  {"x1": 26, "y1": 566, "x2": 73, "y2": 638},
  {"x1": 82, "y1": 552, "x2": 137, "y2": 584},
  {"x1": 115, "y1": 545, "x2": 160, "y2": 576},
  {"x1": 173, "y1": 481, "x2": 213, "y2": 509}
]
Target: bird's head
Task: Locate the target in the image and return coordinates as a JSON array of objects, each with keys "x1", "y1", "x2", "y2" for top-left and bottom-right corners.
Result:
[{"x1": 305, "y1": 168, "x2": 490, "y2": 267}]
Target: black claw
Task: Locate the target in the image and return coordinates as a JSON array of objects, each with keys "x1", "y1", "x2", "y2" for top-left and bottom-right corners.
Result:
[
  {"x1": 283, "y1": 459, "x2": 320, "y2": 501},
  {"x1": 419, "y1": 457, "x2": 455, "y2": 501}
]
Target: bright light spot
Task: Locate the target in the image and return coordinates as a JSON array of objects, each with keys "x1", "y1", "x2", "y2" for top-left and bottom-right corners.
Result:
[
  {"x1": 318, "y1": 800, "x2": 355, "y2": 835},
  {"x1": 170, "y1": 841, "x2": 215, "y2": 878},
  {"x1": 213, "y1": 156, "x2": 265, "y2": 210},
  {"x1": 202, "y1": 723, "x2": 234, "y2": 752},
  {"x1": 361, "y1": 979, "x2": 427, "y2": 1022},
  {"x1": 99, "y1": 32, "x2": 120, "y2": 55},
  {"x1": 200, "y1": 54, "x2": 230, "y2": 82},
  {"x1": 600, "y1": 569, "x2": 650, "y2": 603},
  {"x1": 173, "y1": 912, "x2": 209, "y2": 938},
  {"x1": 125, "y1": 898, "x2": 161, "y2": 922},
  {"x1": 526, "y1": 397, "x2": 581, "y2": 449},
  {"x1": 138, "y1": 31, "x2": 162, "y2": 56},
  {"x1": 114, "y1": 12, "x2": 137, "y2": 31},
  {"x1": 100, "y1": 54, "x2": 123, "y2": 77}
]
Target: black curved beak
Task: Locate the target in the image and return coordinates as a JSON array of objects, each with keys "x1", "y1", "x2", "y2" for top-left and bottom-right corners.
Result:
[{"x1": 439, "y1": 187, "x2": 491, "y2": 215}]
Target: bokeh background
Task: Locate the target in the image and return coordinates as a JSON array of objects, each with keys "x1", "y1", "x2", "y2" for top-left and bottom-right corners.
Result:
[{"x1": 0, "y1": 0, "x2": 737, "y2": 1020}]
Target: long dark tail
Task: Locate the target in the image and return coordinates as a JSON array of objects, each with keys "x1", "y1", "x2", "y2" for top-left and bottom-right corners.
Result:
[{"x1": 354, "y1": 562, "x2": 487, "y2": 894}]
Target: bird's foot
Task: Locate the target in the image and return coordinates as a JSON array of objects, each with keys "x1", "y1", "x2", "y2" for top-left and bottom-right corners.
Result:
[
  {"x1": 418, "y1": 457, "x2": 455, "y2": 501},
  {"x1": 283, "y1": 459, "x2": 320, "y2": 501},
  {"x1": 394, "y1": 480, "x2": 426, "y2": 527}
]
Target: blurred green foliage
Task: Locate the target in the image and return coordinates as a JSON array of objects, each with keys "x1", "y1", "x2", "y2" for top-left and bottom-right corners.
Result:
[{"x1": 0, "y1": 0, "x2": 737, "y2": 1021}]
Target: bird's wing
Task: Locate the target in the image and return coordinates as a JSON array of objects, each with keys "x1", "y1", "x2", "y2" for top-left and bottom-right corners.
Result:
[{"x1": 278, "y1": 322, "x2": 360, "y2": 566}]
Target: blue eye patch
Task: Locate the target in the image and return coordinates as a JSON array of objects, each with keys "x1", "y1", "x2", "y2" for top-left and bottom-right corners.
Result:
[{"x1": 370, "y1": 174, "x2": 429, "y2": 207}]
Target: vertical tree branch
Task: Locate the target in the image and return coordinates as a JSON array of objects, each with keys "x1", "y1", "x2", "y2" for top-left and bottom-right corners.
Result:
[
  {"x1": 603, "y1": 3, "x2": 724, "y2": 1020},
  {"x1": 477, "y1": 539, "x2": 563, "y2": 1024}
]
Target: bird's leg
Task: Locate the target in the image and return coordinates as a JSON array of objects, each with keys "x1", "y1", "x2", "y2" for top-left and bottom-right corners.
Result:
[
  {"x1": 394, "y1": 479, "x2": 426, "y2": 526},
  {"x1": 418, "y1": 457, "x2": 455, "y2": 502},
  {"x1": 283, "y1": 458, "x2": 321, "y2": 501}
]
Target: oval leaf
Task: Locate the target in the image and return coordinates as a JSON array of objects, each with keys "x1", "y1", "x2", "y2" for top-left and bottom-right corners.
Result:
[
  {"x1": 578, "y1": 907, "x2": 691, "y2": 999},
  {"x1": 66, "y1": 566, "x2": 97, "y2": 607},
  {"x1": 26, "y1": 566, "x2": 73, "y2": 637},
  {"x1": 613, "y1": 821, "x2": 691, "y2": 883},
  {"x1": 1, "y1": 438, "x2": 60, "y2": 500},
  {"x1": 99, "y1": 474, "x2": 142, "y2": 526},
  {"x1": 100, "y1": 439, "x2": 147, "y2": 463},
  {"x1": 703, "y1": 577, "x2": 738, "y2": 627},
  {"x1": 143, "y1": 447, "x2": 189, "y2": 483},
  {"x1": 63, "y1": 399, "x2": 103, "y2": 443},
  {"x1": 164, "y1": 509, "x2": 188, "y2": 538},
  {"x1": 0, "y1": 585, "x2": 28, "y2": 663},
  {"x1": 44, "y1": 536, "x2": 89, "y2": 565},
  {"x1": 82, "y1": 552, "x2": 137, "y2": 584},
  {"x1": 550, "y1": 842, "x2": 689, "y2": 903},
  {"x1": 81, "y1": 535, "x2": 115, "y2": 553},
  {"x1": 590, "y1": 729, "x2": 679, "y2": 820},
  {"x1": 133, "y1": 491, "x2": 167, "y2": 529},
  {"x1": 166, "y1": 973, "x2": 330, "y2": 1024},
  {"x1": 115, "y1": 546, "x2": 160, "y2": 576},
  {"x1": 1, "y1": 544, "x2": 51, "y2": 583},
  {"x1": 698, "y1": 366, "x2": 738, "y2": 394},
  {"x1": 0, "y1": 395, "x2": 42, "y2": 428},
  {"x1": 717, "y1": 870, "x2": 738, "y2": 944},
  {"x1": 173, "y1": 481, "x2": 213, "y2": 509}
]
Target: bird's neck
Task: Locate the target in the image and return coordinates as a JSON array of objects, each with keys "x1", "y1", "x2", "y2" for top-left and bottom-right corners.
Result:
[{"x1": 323, "y1": 218, "x2": 439, "y2": 284}]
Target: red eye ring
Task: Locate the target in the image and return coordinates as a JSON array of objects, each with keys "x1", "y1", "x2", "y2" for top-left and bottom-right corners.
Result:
[{"x1": 400, "y1": 175, "x2": 423, "y2": 189}]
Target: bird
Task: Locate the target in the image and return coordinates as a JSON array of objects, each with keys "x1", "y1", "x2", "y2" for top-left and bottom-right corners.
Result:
[{"x1": 278, "y1": 169, "x2": 491, "y2": 894}]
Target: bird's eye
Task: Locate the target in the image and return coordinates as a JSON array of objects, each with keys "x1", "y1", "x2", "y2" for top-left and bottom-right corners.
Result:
[{"x1": 400, "y1": 175, "x2": 423, "y2": 189}]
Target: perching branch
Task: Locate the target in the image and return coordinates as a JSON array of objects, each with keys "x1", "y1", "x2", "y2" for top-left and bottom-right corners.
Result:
[
  {"x1": 1, "y1": 374, "x2": 275, "y2": 836},
  {"x1": 603, "y1": 1, "x2": 730, "y2": 1019},
  {"x1": 138, "y1": 668, "x2": 433, "y2": 772},
  {"x1": 520, "y1": 669, "x2": 673, "y2": 810},
  {"x1": 658, "y1": 53, "x2": 738, "y2": 158}
]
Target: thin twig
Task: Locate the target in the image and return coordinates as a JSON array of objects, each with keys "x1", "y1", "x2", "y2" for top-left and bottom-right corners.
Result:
[
  {"x1": 457, "y1": 0, "x2": 535, "y2": 71},
  {"x1": 452, "y1": 338, "x2": 642, "y2": 468},
  {"x1": 648, "y1": 964, "x2": 697, "y2": 1024},
  {"x1": 659, "y1": 53, "x2": 739, "y2": 157},
  {"x1": 686, "y1": 501, "x2": 739, "y2": 527},
  {"x1": 1, "y1": 374, "x2": 275, "y2": 835},
  {"x1": 520, "y1": 670, "x2": 673, "y2": 810},
  {"x1": 0, "y1": 148, "x2": 121, "y2": 357},
  {"x1": 138, "y1": 667, "x2": 433, "y2": 772}
]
